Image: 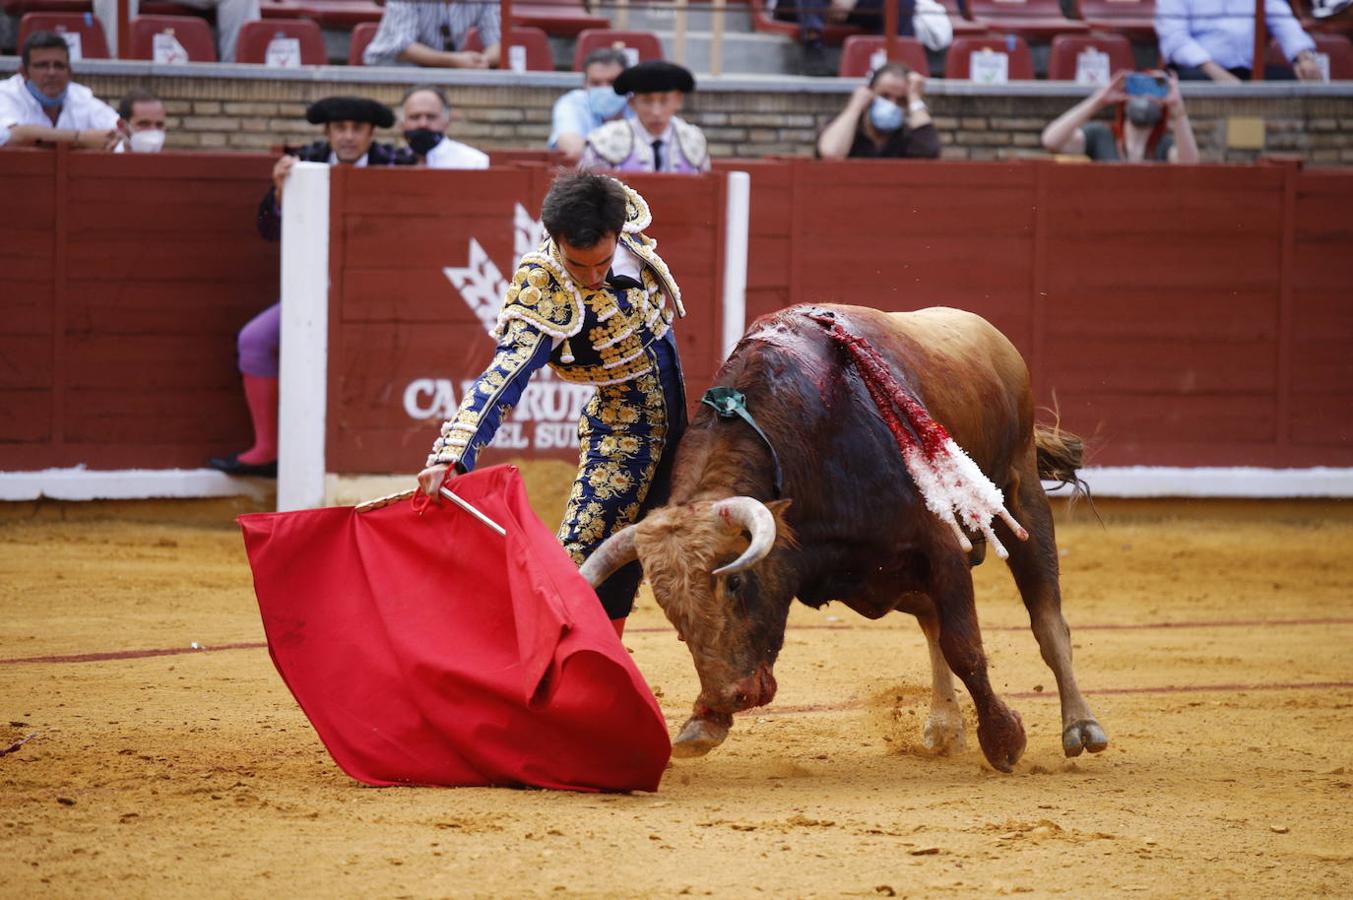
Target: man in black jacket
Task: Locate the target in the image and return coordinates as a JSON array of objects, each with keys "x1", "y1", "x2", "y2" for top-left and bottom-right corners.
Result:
[{"x1": 211, "y1": 96, "x2": 415, "y2": 477}]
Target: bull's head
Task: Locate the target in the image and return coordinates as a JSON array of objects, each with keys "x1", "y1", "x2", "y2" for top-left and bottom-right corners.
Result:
[{"x1": 581, "y1": 496, "x2": 795, "y2": 758}]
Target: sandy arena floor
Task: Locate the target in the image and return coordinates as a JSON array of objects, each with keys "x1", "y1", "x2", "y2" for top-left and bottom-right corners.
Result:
[{"x1": 1, "y1": 481, "x2": 1351, "y2": 899}]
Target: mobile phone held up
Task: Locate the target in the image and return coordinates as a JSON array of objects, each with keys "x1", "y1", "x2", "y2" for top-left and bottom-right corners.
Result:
[{"x1": 1124, "y1": 71, "x2": 1169, "y2": 98}]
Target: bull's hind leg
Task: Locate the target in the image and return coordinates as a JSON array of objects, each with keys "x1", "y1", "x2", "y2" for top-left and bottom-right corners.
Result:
[
  {"x1": 916, "y1": 611, "x2": 966, "y2": 755},
  {"x1": 928, "y1": 551, "x2": 1026, "y2": 772},
  {"x1": 1003, "y1": 463, "x2": 1108, "y2": 757}
]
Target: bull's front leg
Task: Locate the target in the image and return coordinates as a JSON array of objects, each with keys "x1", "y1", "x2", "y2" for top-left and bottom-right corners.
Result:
[
  {"x1": 672, "y1": 704, "x2": 733, "y2": 758},
  {"x1": 929, "y1": 550, "x2": 1026, "y2": 772}
]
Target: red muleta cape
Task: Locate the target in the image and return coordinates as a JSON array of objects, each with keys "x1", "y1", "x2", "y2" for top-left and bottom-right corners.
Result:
[{"x1": 237, "y1": 465, "x2": 671, "y2": 792}]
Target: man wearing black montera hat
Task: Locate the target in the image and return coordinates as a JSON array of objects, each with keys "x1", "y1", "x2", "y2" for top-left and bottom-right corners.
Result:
[
  {"x1": 210, "y1": 96, "x2": 416, "y2": 477},
  {"x1": 579, "y1": 60, "x2": 709, "y2": 174}
]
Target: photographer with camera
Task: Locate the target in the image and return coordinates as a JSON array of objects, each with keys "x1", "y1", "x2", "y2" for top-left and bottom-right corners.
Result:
[{"x1": 1040, "y1": 70, "x2": 1199, "y2": 164}]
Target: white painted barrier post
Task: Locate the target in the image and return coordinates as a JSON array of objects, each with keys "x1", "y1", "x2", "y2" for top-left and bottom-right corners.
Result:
[
  {"x1": 276, "y1": 162, "x2": 330, "y2": 512},
  {"x1": 721, "y1": 171, "x2": 751, "y2": 363}
]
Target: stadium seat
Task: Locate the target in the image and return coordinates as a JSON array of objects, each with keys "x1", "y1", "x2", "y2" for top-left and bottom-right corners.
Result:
[
  {"x1": 838, "y1": 35, "x2": 930, "y2": 76},
  {"x1": 1046, "y1": 33, "x2": 1134, "y2": 80},
  {"x1": 511, "y1": 0, "x2": 609, "y2": 38},
  {"x1": 1071, "y1": 0, "x2": 1156, "y2": 42},
  {"x1": 934, "y1": 0, "x2": 995, "y2": 37},
  {"x1": 347, "y1": 20, "x2": 377, "y2": 65},
  {"x1": 129, "y1": 14, "x2": 217, "y2": 61},
  {"x1": 463, "y1": 25, "x2": 554, "y2": 70},
  {"x1": 1266, "y1": 33, "x2": 1353, "y2": 79},
  {"x1": 965, "y1": 0, "x2": 1089, "y2": 41},
  {"x1": 572, "y1": 28, "x2": 664, "y2": 70},
  {"x1": 944, "y1": 34, "x2": 1035, "y2": 79},
  {"x1": 236, "y1": 18, "x2": 327, "y2": 65},
  {"x1": 286, "y1": 0, "x2": 382, "y2": 28},
  {"x1": 748, "y1": 0, "x2": 865, "y2": 45},
  {"x1": 17, "y1": 12, "x2": 111, "y2": 58}
]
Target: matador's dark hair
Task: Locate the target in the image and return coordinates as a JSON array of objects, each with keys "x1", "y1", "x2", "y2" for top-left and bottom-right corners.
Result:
[{"x1": 540, "y1": 171, "x2": 627, "y2": 249}]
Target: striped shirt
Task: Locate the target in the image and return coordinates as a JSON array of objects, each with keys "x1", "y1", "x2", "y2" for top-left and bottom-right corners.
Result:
[{"x1": 362, "y1": 0, "x2": 502, "y2": 66}]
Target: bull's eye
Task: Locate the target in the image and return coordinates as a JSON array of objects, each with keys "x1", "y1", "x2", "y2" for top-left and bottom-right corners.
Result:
[{"x1": 725, "y1": 573, "x2": 744, "y2": 593}]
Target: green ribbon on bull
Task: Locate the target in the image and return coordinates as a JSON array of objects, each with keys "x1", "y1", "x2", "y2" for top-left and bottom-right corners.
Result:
[{"x1": 700, "y1": 387, "x2": 785, "y2": 498}]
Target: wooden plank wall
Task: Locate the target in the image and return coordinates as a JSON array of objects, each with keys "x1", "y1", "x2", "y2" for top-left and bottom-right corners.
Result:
[
  {"x1": 0, "y1": 149, "x2": 277, "y2": 470},
  {"x1": 731, "y1": 159, "x2": 1353, "y2": 469},
  {"x1": 326, "y1": 168, "x2": 727, "y2": 473}
]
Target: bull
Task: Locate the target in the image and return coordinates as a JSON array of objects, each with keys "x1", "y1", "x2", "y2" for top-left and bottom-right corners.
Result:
[{"x1": 581, "y1": 304, "x2": 1108, "y2": 773}]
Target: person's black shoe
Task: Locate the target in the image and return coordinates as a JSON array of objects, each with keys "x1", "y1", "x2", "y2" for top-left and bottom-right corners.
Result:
[
  {"x1": 208, "y1": 454, "x2": 278, "y2": 478},
  {"x1": 802, "y1": 39, "x2": 833, "y2": 77}
]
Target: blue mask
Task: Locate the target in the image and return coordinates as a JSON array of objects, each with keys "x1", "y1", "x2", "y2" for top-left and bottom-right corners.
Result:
[
  {"x1": 25, "y1": 79, "x2": 67, "y2": 109},
  {"x1": 587, "y1": 86, "x2": 628, "y2": 121},
  {"x1": 868, "y1": 96, "x2": 904, "y2": 132}
]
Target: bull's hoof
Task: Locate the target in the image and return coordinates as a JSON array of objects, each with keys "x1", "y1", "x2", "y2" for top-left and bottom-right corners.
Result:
[
  {"x1": 922, "y1": 709, "x2": 967, "y2": 755},
  {"x1": 976, "y1": 706, "x2": 1026, "y2": 773},
  {"x1": 1062, "y1": 719, "x2": 1109, "y2": 757},
  {"x1": 672, "y1": 715, "x2": 730, "y2": 758}
]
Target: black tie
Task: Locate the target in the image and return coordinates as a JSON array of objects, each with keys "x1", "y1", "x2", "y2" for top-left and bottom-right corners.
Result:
[
  {"x1": 606, "y1": 271, "x2": 643, "y2": 291},
  {"x1": 651, "y1": 138, "x2": 664, "y2": 172}
]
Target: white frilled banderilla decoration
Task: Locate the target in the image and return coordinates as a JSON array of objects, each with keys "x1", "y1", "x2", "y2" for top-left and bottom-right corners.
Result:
[{"x1": 808, "y1": 311, "x2": 1029, "y2": 559}]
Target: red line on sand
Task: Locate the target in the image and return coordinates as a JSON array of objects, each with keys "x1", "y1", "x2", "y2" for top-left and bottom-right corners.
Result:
[
  {"x1": 1, "y1": 617, "x2": 1349, "y2": 667},
  {"x1": 760, "y1": 680, "x2": 1353, "y2": 717},
  {"x1": 0, "y1": 642, "x2": 267, "y2": 665}
]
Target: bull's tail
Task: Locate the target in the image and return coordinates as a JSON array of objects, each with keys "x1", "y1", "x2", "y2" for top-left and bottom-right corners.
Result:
[{"x1": 1034, "y1": 422, "x2": 1087, "y2": 496}]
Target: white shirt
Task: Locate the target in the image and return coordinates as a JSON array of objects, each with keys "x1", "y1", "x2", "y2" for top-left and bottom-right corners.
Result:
[
  {"x1": 425, "y1": 137, "x2": 489, "y2": 170},
  {"x1": 0, "y1": 73, "x2": 120, "y2": 147},
  {"x1": 1155, "y1": 0, "x2": 1315, "y2": 69}
]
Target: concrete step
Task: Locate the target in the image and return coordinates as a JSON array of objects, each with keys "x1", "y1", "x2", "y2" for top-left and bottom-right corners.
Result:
[
  {"x1": 616, "y1": 3, "x2": 756, "y2": 35},
  {"x1": 653, "y1": 29, "x2": 802, "y2": 75}
]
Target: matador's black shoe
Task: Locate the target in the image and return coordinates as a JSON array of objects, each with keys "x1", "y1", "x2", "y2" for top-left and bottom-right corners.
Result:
[{"x1": 208, "y1": 454, "x2": 278, "y2": 478}]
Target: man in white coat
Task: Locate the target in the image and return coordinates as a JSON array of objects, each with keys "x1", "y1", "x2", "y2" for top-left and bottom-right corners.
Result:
[
  {"x1": 400, "y1": 86, "x2": 489, "y2": 169},
  {"x1": 0, "y1": 31, "x2": 120, "y2": 150}
]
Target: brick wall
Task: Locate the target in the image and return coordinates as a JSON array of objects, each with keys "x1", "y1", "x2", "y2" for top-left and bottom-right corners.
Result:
[{"x1": 3, "y1": 60, "x2": 1352, "y2": 164}]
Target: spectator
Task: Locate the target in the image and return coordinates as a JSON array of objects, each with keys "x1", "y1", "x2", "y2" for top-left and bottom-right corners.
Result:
[
  {"x1": 1156, "y1": 0, "x2": 1321, "y2": 81},
  {"x1": 550, "y1": 48, "x2": 633, "y2": 165},
  {"x1": 797, "y1": 0, "x2": 917, "y2": 76},
  {"x1": 816, "y1": 62, "x2": 939, "y2": 160},
  {"x1": 118, "y1": 88, "x2": 167, "y2": 153},
  {"x1": 93, "y1": 0, "x2": 260, "y2": 62},
  {"x1": 210, "y1": 97, "x2": 416, "y2": 478},
  {"x1": 1041, "y1": 70, "x2": 1200, "y2": 163},
  {"x1": 362, "y1": 0, "x2": 500, "y2": 68},
  {"x1": 401, "y1": 86, "x2": 489, "y2": 168},
  {"x1": 0, "y1": 31, "x2": 121, "y2": 151},
  {"x1": 579, "y1": 61, "x2": 709, "y2": 174}
]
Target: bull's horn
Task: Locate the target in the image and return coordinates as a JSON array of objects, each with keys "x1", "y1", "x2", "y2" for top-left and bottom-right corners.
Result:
[
  {"x1": 711, "y1": 497, "x2": 777, "y2": 576},
  {"x1": 579, "y1": 524, "x2": 639, "y2": 587}
]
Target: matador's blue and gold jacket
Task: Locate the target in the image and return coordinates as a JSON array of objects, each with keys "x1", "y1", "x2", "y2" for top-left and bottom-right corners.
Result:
[{"x1": 427, "y1": 186, "x2": 685, "y2": 470}]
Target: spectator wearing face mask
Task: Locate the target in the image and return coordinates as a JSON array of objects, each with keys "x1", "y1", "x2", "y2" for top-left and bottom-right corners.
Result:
[
  {"x1": 119, "y1": 88, "x2": 167, "y2": 154},
  {"x1": 549, "y1": 48, "x2": 633, "y2": 165},
  {"x1": 579, "y1": 60, "x2": 709, "y2": 174},
  {"x1": 0, "y1": 31, "x2": 121, "y2": 151},
  {"x1": 400, "y1": 86, "x2": 488, "y2": 169},
  {"x1": 816, "y1": 62, "x2": 938, "y2": 160},
  {"x1": 1040, "y1": 70, "x2": 1199, "y2": 164}
]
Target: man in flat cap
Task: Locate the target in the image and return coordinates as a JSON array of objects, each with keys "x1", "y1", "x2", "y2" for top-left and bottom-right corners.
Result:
[
  {"x1": 579, "y1": 61, "x2": 709, "y2": 174},
  {"x1": 210, "y1": 96, "x2": 416, "y2": 477}
]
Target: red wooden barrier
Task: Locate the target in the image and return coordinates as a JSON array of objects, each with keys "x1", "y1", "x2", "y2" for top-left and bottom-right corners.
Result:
[
  {"x1": 0, "y1": 148, "x2": 277, "y2": 471},
  {"x1": 3, "y1": 153, "x2": 1350, "y2": 479}
]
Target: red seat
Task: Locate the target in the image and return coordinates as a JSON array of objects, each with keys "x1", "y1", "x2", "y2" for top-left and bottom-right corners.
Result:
[
  {"x1": 463, "y1": 25, "x2": 554, "y2": 70},
  {"x1": 347, "y1": 20, "x2": 377, "y2": 65},
  {"x1": 944, "y1": 34, "x2": 1035, "y2": 79},
  {"x1": 1266, "y1": 33, "x2": 1353, "y2": 79},
  {"x1": 287, "y1": 0, "x2": 382, "y2": 28},
  {"x1": 572, "y1": 28, "x2": 664, "y2": 69},
  {"x1": 935, "y1": 0, "x2": 995, "y2": 37},
  {"x1": 838, "y1": 35, "x2": 931, "y2": 76},
  {"x1": 17, "y1": 12, "x2": 110, "y2": 58},
  {"x1": 129, "y1": 14, "x2": 217, "y2": 61},
  {"x1": 965, "y1": 0, "x2": 1089, "y2": 41},
  {"x1": 1046, "y1": 32, "x2": 1134, "y2": 80},
  {"x1": 749, "y1": 0, "x2": 865, "y2": 45},
  {"x1": 1071, "y1": 0, "x2": 1156, "y2": 41},
  {"x1": 511, "y1": 0, "x2": 609, "y2": 38},
  {"x1": 236, "y1": 18, "x2": 327, "y2": 65}
]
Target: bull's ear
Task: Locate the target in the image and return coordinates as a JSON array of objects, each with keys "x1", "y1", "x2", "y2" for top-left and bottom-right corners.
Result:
[{"x1": 766, "y1": 499, "x2": 797, "y2": 549}]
